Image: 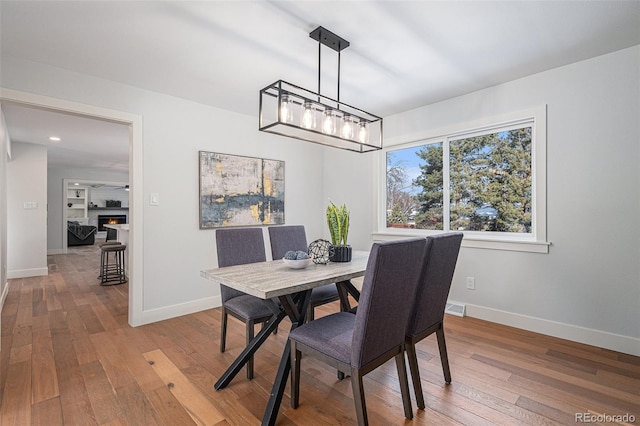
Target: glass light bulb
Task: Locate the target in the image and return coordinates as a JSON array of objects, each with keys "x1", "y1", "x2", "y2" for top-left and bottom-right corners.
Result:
[
  {"x1": 322, "y1": 109, "x2": 335, "y2": 134},
  {"x1": 301, "y1": 101, "x2": 316, "y2": 129},
  {"x1": 358, "y1": 121, "x2": 369, "y2": 143},
  {"x1": 341, "y1": 114, "x2": 354, "y2": 139},
  {"x1": 280, "y1": 95, "x2": 293, "y2": 123}
]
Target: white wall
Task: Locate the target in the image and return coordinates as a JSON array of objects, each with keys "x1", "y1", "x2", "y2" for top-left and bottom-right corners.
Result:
[
  {"x1": 1, "y1": 57, "x2": 326, "y2": 322},
  {"x1": 47, "y1": 167, "x2": 129, "y2": 253},
  {"x1": 322, "y1": 149, "x2": 376, "y2": 252},
  {"x1": 89, "y1": 186, "x2": 129, "y2": 208},
  {"x1": 329, "y1": 46, "x2": 640, "y2": 356},
  {"x1": 7, "y1": 142, "x2": 48, "y2": 278}
]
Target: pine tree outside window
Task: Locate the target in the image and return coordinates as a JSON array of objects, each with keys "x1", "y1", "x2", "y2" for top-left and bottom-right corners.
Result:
[{"x1": 380, "y1": 107, "x2": 548, "y2": 253}]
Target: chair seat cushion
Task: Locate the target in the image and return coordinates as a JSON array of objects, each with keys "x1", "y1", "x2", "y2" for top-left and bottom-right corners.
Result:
[
  {"x1": 288, "y1": 312, "x2": 355, "y2": 364},
  {"x1": 225, "y1": 294, "x2": 278, "y2": 320},
  {"x1": 309, "y1": 284, "x2": 339, "y2": 304}
]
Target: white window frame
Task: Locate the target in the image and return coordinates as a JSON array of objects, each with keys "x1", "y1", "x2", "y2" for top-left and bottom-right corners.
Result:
[{"x1": 374, "y1": 105, "x2": 549, "y2": 253}]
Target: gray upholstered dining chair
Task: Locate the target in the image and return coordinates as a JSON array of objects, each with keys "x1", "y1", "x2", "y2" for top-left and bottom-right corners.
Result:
[
  {"x1": 216, "y1": 228, "x2": 279, "y2": 380},
  {"x1": 268, "y1": 225, "x2": 341, "y2": 321},
  {"x1": 405, "y1": 232, "x2": 463, "y2": 410},
  {"x1": 288, "y1": 238, "x2": 428, "y2": 425}
]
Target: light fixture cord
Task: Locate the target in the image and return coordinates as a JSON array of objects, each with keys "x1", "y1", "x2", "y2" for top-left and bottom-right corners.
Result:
[
  {"x1": 317, "y1": 38, "x2": 321, "y2": 102},
  {"x1": 316, "y1": 30, "x2": 342, "y2": 108},
  {"x1": 337, "y1": 47, "x2": 341, "y2": 104}
]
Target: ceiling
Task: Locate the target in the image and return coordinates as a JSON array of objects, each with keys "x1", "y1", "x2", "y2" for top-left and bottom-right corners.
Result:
[
  {"x1": 1, "y1": 103, "x2": 130, "y2": 171},
  {"x1": 1, "y1": 1, "x2": 639, "y2": 169}
]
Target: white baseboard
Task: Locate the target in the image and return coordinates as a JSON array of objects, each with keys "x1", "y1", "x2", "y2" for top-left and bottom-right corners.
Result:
[
  {"x1": 7, "y1": 267, "x2": 49, "y2": 279},
  {"x1": 140, "y1": 295, "x2": 221, "y2": 325},
  {"x1": 465, "y1": 304, "x2": 640, "y2": 357},
  {"x1": 47, "y1": 248, "x2": 65, "y2": 255},
  {"x1": 136, "y1": 296, "x2": 640, "y2": 357},
  {"x1": 0, "y1": 283, "x2": 6, "y2": 352},
  {"x1": 0, "y1": 282, "x2": 8, "y2": 311}
]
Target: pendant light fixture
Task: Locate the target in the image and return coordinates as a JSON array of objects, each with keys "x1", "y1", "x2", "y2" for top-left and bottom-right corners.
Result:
[{"x1": 259, "y1": 26, "x2": 382, "y2": 153}]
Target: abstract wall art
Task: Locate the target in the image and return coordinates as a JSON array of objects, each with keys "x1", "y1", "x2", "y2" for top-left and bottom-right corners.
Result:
[{"x1": 199, "y1": 151, "x2": 285, "y2": 228}]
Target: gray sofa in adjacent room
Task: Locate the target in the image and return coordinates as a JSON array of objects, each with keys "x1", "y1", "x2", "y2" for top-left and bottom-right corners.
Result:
[{"x1": 67, "y1": 221, "x2": 98, "y2": 246}]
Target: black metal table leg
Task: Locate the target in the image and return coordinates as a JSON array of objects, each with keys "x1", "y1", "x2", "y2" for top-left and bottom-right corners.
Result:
[
  {"x1": 342, "y1": 280, "x2": 360, "y2": 302},
  {"x1": 214, "y1": 309, "x2": 286, "y2": 390},
  {"x1": 261, "y1": 290, "x2": 311, "y2": 426},
  {"x1": 336, "y1": 280, "x2": 353, "y2": 312}
]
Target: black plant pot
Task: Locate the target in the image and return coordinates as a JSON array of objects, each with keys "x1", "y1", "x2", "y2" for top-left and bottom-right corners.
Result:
[{"x1": 330, "y1": 245, "x2": 352, "y2": 263}]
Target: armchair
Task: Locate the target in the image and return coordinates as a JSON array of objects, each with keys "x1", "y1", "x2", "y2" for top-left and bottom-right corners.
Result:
[{"x1": 67, "y1": 221, "x2": 97, "y2": 246}]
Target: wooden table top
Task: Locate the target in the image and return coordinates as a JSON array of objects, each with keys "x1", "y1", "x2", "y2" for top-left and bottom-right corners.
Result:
[{"x1": 201, "y1": 250, "x2": 369, "y2": 299}]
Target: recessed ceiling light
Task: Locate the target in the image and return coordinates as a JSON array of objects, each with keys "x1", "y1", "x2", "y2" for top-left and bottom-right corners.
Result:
[
  {"x1": 74, "y1": 182, "x2": 80, "y2": 186},
  {"x1": 49, "y1": 136, "x2": 61, "y2": 141}
]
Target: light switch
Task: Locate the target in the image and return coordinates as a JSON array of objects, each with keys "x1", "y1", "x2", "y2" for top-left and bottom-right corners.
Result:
[
  {"x1": 23, "y1": 201, "x2": 38, "y2": 209},
  {"x1": 150, "y1": 193, "x2": 159, "y2": 206}
]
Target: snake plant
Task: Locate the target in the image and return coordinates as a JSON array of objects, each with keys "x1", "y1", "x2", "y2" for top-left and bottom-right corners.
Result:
[{"x1": 326, "y1": 201, "x2": 349, "y2": 246}]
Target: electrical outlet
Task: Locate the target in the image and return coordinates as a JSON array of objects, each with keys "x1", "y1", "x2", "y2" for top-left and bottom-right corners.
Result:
[{"x1": 466, "y1": 276, "x2": 476, "y2": 290}]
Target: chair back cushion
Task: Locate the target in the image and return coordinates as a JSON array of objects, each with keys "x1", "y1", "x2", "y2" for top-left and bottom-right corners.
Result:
[
  {"x1": 407, "y1": 233, "x2": 463, "y2": 338},
  {"x1": 216, "y1": 228, "x2": 267, "y2": 302},
  {"x1": 268, "y1": 225, "x2": 308, "y2": 260},
  {"x1": 351, "y1": 238, "x2": 427, "y2": 368}
]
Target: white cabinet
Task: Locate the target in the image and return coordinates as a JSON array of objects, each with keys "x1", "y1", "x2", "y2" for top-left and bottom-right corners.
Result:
[{"x1": 66, "y1": 186, "x2": 88, "y2": 224}]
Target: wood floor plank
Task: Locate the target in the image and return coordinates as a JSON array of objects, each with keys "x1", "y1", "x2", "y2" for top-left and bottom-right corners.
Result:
[
  {"x1": 109, "y1": 328, "x2": 166, "y2": 393},
  {"x1": 547, "y1": 348, "x2": 640, "y2": 379},
  {"x1": 0, "y1": 360, "x2": 32, "y2": 425},
  {"x1": 77, "y1": 304, "x2": 106, "y2": 335},
  {"x1": 87, "y1": 293, "x2": 121, "y2": 331},
  {"x1": 80, "y1": 360, "x2": 125, "y2": 424},
  {"x1": 31, "y1": 314, "x2": 51, "y2": 333},
  {"x1": 143, "y1": 349, "x2": 226, "y2": 425},
  {"x1": 31, "y1": 329, "x2": 60, "y2": 403},
  {"x1": 51, "y1": 325, "x2": 99, "y2": 426},
  {"x1": 455, "y1": 383, "x2": 562, "y2": 425},
  {"x1": 115, "y1": 380, "x2": 163, "y2": 426},
  {"x1": 55, "y1": 288, "x2": 78, "y2": 312},
  {"x1": 515, "y1": 395, "x2": 576, "y2": 424},
  {"x1": 9, "y1": 343, "x2": 32, "y2": 365},
  {"x1": 201, "y1": 389, "x2": 260, "y2": 426},
  {"x1": 44, "y1": 283, "x2": 64, "y2": 313},
  {"x1": 11, "y1": 324, "x2": 32, "y2": 348},
  {"x1": 31, "y1": 396, "x2": 64, "y2": 426},
  {"x1": 121, "y1": 322, "x2": 159, "y2": 354},
  {"x1": 145, "y1": 385, "x2": 198, "y2": 426},
  {"x1": 88, "y1": 331, "x2": 135, "y2": 390},
  {"x1": 507, "y1": 373, "x2": 638, "y2": 423},
  {"x1": 472, "y1": 352, "x2": 640, "y2": 414},
  {"x1": 47, "y1": 309, "x2": 68, "y2": 333}
]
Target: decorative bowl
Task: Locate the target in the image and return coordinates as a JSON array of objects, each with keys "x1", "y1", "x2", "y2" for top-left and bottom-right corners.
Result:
[{"x1": 282, "y1": 257, "x2": 313, "y2": 269}]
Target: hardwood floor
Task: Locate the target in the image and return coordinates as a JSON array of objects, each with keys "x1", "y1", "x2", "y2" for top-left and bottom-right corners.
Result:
[{"x1": 1, "y1": 243, "x2": 639, "y2": 425}]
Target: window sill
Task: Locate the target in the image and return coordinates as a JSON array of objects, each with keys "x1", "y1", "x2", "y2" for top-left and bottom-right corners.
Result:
[{"x1": 372, "y1": 231, "x2": 550, "y2": 254}]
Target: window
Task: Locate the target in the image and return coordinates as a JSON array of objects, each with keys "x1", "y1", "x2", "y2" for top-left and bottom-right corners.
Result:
[{"x1": 379, "y1": 107, "x2": 548, "y2": 253}]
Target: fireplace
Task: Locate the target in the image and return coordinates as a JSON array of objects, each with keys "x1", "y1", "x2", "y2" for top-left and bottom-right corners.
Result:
[{"x1": 98, "y1": 215, "x2": 127, "y2": 231}]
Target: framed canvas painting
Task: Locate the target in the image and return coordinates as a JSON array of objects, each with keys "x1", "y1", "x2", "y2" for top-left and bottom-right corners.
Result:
[{"x1": 199, "y1": 151, "x2": 285, "y2": 228}]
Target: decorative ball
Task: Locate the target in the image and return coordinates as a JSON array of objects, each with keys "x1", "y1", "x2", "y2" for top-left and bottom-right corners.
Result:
[
  {"x1": 308, "y1": 239, "x2": 334, "y2": 265},
  {"x1": 284, "y1": 250, "x2": 297, "y2": 260},
  {"x1": 295, "y1": 251, "x2": 309, "y2": 260}
]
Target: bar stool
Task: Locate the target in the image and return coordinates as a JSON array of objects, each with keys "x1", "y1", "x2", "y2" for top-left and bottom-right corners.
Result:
[
  {"x1": 100, "y1": 243, "x2": 127, "y2": 285},
  {"x1": 98, "y1": 241, "x2": 120, "y2": 279}
]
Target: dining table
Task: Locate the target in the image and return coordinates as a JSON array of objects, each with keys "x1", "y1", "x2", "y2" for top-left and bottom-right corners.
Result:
[{"x1": 200, "y1": 250, "x2": 369, "y2": 426}]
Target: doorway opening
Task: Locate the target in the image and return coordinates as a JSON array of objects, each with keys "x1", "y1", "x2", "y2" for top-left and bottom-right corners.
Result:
[{"x1": 1, "y1": 88, "x2": 143, "y2": 326}]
